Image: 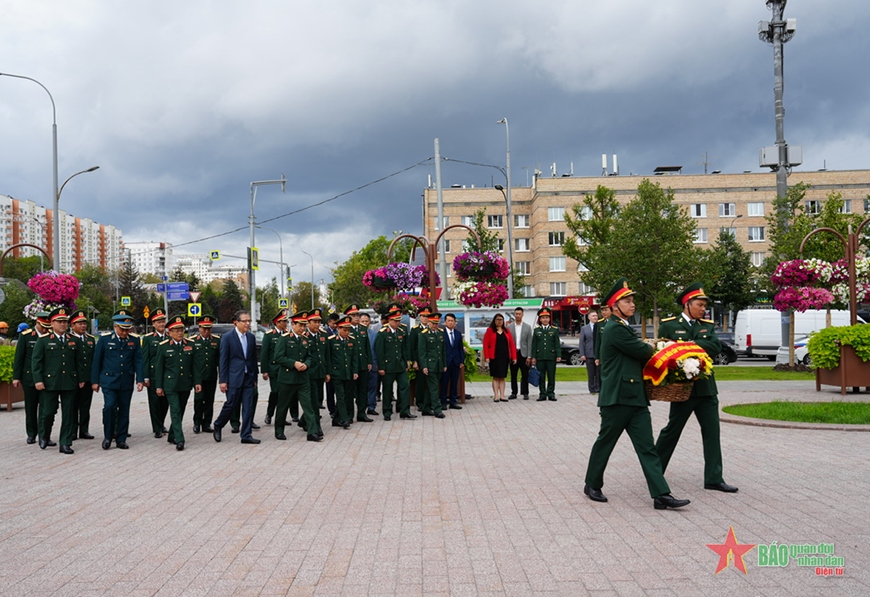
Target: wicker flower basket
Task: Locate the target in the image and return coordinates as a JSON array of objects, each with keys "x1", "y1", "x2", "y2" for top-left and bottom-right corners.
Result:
[{"x1": 644, "y1": 380, "x2": 693, "y2": 402}]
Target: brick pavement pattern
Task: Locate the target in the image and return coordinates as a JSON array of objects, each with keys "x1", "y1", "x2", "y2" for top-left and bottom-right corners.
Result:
[{"x1": 0, "y1": 379, "x2": 867, "y2": 596}]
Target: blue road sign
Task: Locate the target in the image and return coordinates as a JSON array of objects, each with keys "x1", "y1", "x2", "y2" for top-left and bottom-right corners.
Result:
[
  {"x1": 156, "y1": 284, "x2": 165, "y2": 293},
  {"x1": 167, "y1": 291, "x2": 189, "y2": 301},
  {"x1": 166, "y1": 282, "x2": 189, "y2": 291}
]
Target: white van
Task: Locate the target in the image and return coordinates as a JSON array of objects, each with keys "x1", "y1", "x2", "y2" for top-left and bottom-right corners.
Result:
[{"x1": 734, "y1": 308, "x2": 863, "y2": 359}]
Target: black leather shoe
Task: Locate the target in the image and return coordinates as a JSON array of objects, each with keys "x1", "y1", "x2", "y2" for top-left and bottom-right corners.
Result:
[
  {"x1": 213, "y1": 428, "x2": 222, "y2": 442},
  {"x1": 275, "y1": 434, "x2": 287, "y2": 440},
  {"x1": 434, "y1": 413, "x2": 446, "y2": 419},
  {"x1": 421, "y1": 410, "x2": 435, "y2": 416},
  {"x1": 291, "y1": 417, "x2": 299, "y2": 423},
  {"x1": 102, "y1": 439, "x2": 111, "y2": 450},
  {"x1": 654, "y1": 494, "x2": 691, "y2": 510},
  {"x1": 522, "y1": 395, "x2": 529, "y2": 400},
  {"x1": 154, "y1": 431, "x2": 163, "y2": 438},
  {"x1": 202, "y1": 426, "x2": 214, "y2": 433},
  {"x1": 449, "y1": 405, "x2": 462, "y2": 410},
  {"x1": 193, "y1": 425, "x2": 201, "y2": 434},
  {"x1": 584, "y1": 484, "x2": 608, "y2": 503},
  {"x1": 46, "y1": 439, "x2": 57, "y2": 447},
  {"x1": 307, "y1": 434, "x2": 322, "y2": 442},
  {"x1": 264, "y1": 415, "x2": 272, "y2": 425},
  {"x1": 367, "y1": 409, "x2": 379, "y2": 416},
  {"x1": 400, "y1": 413, "x2": 417, "y2": 419},
  {"x1": 316, "y1": 430, "x2": 324, "y2": 438},
  {"x1": 116, "y1": 442, "x2": 129, "y2": 449},
  {"x1": 357, "y1": 416, "x2": 373, "y2": 422},
  {"x1": 508, "y1": 394, "x2": 517, "y2": 400},
  {"x1": 383, "y1": 415, "x2": 391, "y2": 421},
  {"x1": 59, "y1": 445, "x2": 74, "y2": 455},
  {"x1": 231, "y1": 427, "x2": 240, "y2": 434},
  {"x1": 26, "y1": 436, "x2": 36, "y2": 444},
  {"x1": 251, "y1": 423, "x2": 261, "y2": 430},
  {"x1": 705, "y1": 482, "x2": 739, "y2": 493},
  {"x1": 548, "y1": 397, "x2": 557, "y2": 401},
  {"x1": 241, "y1": 438, "x2": 261, "y2": 444},
  {"x1": 176, "y1": 442, "x2": 184, "y2": 451},
  {"x1": 79, "y1": 432, "x2": 95, "y2": 440},
  {"x1": 536, "y1": 397, "x2": 547, "y2": 402}
]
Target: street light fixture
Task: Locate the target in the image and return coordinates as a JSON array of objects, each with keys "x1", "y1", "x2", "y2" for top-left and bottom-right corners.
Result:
[
  {"x1": 255, "y1": 225, "x2": 287, "y2": 299},
  {"x1": 300, "y1": 250, "x2": 315, "y2": 310},
  {"x1": 496, "y1": 118, "x2": 514, "y2": 298},
  {"x1": 249, "y1": 175, "x2": 286, "y2": 328},
  {"x1": 494, "y1": 185, "x2": 516, "y2": 297}
]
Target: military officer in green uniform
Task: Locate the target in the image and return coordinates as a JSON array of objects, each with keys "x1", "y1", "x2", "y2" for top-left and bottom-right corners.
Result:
[
  {"x1": 408, "y1": 306, "x2": 430, "y2": 411},
  {"x1": 274, "y1": 310, "x2": 322, "y2": 442},
  {"x1": 592, "y1": 304, "x2": 611, "y2": 390},
  {"x1": 261, "y1": 310, "x2": 288, "y2": 425},
  {"x1": 326, "y1": 315, "x2": 358, "y2": 428},
  {"x1": 531, "y1": 307, "x2": 561, "y2": 401},
  {"x1": 306, "y1": 308, "x2": 330, "y2": 426},
  {"x1": 141, "y1": 308, "x2": 169, "y2": 437},
  {"x1": 655, "y1": 283, "x2": 738, "y2": 493},
  {"x1": 583, "y1": 279, "x2": 690, "y2": 510},
  {"x1": 347, "y1": 304, "x2": 374, "y2": 422},
  {"x1": 70, "y1": 310, "x2": 97, "y2": 440},
  {"x1": 418, "y1": 311, "x2": 446, "y2": 418},
  {"x1": 155, "y1": 316, "x2": 202, "y2": 451},
  {"x1": 191, "y1": 315, "x2": 220, "y2": 434},
  {"x1": 376, "y1": 309, "x2": 416, "y2": 420},
  {"x1": 32, "y1": 307, "x2": 86, "y2": 454},
  {"x1": 13, "y1": 311, "x2": 50, "y2": 444}
]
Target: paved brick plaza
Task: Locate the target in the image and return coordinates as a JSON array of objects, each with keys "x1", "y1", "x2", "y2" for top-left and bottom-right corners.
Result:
[{"x1": 1, "y1": 379, "x2": 867, "y2": 596}]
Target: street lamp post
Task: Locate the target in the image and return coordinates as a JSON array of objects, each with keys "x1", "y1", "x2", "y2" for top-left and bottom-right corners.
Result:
[
  {"x1": 249, "y1": 176, "x2": 286, "y2": 328},
  {"x1": 57, "y1": 166, "x2": 100, "y2": 270},
  {"x1": 256, "y1": 225, "x2": 286, "y2": 298},
  {"x1": 496, "y1": 118, "x2": 514, "y2": 297},
  {"x1": 494, "y1": 185, "x2": 515, "y2": 297},
  {"x1": 300, "y1": 250, "x2": 315, "y2": 310}
]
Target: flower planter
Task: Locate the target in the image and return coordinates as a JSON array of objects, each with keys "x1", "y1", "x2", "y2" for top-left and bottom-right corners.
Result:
[
  {"x1": 372, "y1": 277, "x2": 395, "y2": 290},
  {"x1": 1, "y1": 382, "x2": 25, "y2": 411},
  {"x1": 815, "y1": 345, "x2": 870, "y2": 395}
]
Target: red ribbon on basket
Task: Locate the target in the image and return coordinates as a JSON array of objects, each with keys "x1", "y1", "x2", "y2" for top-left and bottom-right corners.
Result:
[{"x1": 643, "y1": 342, "x2": 708, "y2": 387}]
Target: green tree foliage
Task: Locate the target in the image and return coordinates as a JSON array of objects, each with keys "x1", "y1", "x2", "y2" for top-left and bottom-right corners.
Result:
[
  {"x1": 290, "y1": 281, "x2": 322, "y2": 312},
  {"x1": 217, "y1": 279, "x2": 245, "y2": 322},
  {"x1": 74, "y1": 264, "x2": 115, "y2": 329},
  {"x1": 0, "y1": 281, "x2": 34, "y2": 330},
  {"x1": 256, "y1": 278, "x2": 281, "y2": 322},
  {"x1": 118, "y1": 261, "x2": 152, "y2": 325},
  {"x1": 170, "y1": 266, "x2": 201, "y2": 289},
  {"x1": 1, "y1": 256, "x2": 45, "y2": 283},
  {"x1": 329, "y1": 236, "x2": 413, "y2": 308},
  {"x1": 703, "y1": 230, "x2": 755, "y2": 328},
  {"x1": 564, "y1": 185, "x2": 622, "y2": 295}
]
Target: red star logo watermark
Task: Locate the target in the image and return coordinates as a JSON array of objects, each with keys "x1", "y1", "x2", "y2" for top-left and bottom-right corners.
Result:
[{"x1": 707, "y1": 526, "x2": 756, "y2": 574}]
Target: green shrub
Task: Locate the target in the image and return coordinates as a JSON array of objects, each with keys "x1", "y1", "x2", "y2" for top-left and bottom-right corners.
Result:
[
  {"x1": 0, "y1": 345, "x2": 15, "y2": 383},
  {"x1": 806, "y1": 324, "x2": 870, "y2": 369}
]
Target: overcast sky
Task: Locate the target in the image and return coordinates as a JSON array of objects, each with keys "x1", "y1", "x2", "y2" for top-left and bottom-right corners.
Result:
[{"x1": 2, "y1": 0, "x2": 869, "y2": 289}]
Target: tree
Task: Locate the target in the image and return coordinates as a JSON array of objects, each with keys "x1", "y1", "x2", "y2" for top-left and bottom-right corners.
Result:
[
  {"x1": 75, "y1": 264, "x2": 115, "y2": 330},
  {"x1": 256, "y1": 278, "x2": 281, "y2": 320},
  {"x1": 117, "y1": 261, "x2": 151, "y2": 324},
  {"x1": 0, "y1": 280, "x2": 34, "y2": 330},
  {"x1": 1, "y1": 256, "x2": 45, "y2": 284},
  {"x1": 217, "y1": 279, "x2": 245, "y2": 323},
  {"x1": 704, "y1": 230, "x2": 754, "y2": 330},
  {"x1": 461, "y1": 208, "x2": 525, "y2": 297},
  {"x1": 329, "y1": 236, "x2": 413, "y2": 308},
  {"x1": 564, "y1": 185, "x2": 622, "y2": 296},
  {"x1": 290, "y1": 281, "x2": 322, "y2": 312}
]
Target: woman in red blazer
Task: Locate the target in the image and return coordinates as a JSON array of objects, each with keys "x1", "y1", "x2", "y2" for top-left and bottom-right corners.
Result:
[{"x1": 482, "y1": 313, "x2": 517, "y2": 402}]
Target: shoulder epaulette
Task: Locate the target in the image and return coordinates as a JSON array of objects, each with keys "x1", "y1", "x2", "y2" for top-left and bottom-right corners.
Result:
[
  {"x1": 328, "y1": 334, "x2": 336, "y2": 340},
  {"x1": 661, "y1": 316, "x2": 677, "y2": 322},
  {"x1": 212, "y1": 333, "x2": 221, "y2": 338},
  {"x1": 159, "y1": 339, "x2": 170, "y2": 345},
  {"x1": 265, "y1": 329, "x2": 274, "y2": 334},
  {"x1": 85, "y1": 333, "x2": 96, "y2": 339},
  {"x1": 129, "y1": 333, "x2": 140, "y2": 338},
  {"x1": 188, "y1": 335, "x2": 198, "y2": 340},
  {"x1": 422, "y1": 328, "x2": 429, "y2": 334},
  {"x1": 701, "y1": 318, "x2": 714, "y2": 324},
  {"x1": 281, "y1": 331, "x2": 291, "y2": 337},
  {"x1": 379, "y1": 327, "x2": 388, "y2": 332},
  {"x1": 101, "y1": 331, "x2": 112, "y2": 336},
  {"x1": 21, "y1": 329, "x2": 32, "y2": 335}
]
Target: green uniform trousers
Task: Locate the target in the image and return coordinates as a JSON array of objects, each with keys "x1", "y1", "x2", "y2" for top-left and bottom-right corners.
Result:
[
  {"x1": 655, "y1": 394, "x2": 724, "y2": 485},
  {"x1": 277, "y1": 383, "x2": 320, "y2": 436},
  {"x1": 39, "y1": 389, "x2": 77, "y2": 446},
  {"x1": 585, "y1": 404, "x2": 671, "y2": 498},
  {"x1": 166, "y1": 391, "x2": 191, "y2": 445},
  {"x1": 422, "y1": 371, "x2": 443, "y2": 414},
  {"x1": 353, "y1": 370, "x2": 369, "y2": 419},
  {"x1": 74, "y1": 385, "x2": 94, "y2": 436},
  {"x1": 333, "y1": 379, "x2": 355, "y2": 423},
  {"x1": 381, "y1": 371, "x2": 410, "y2": 417},
  {"x1": 536, "y1": 359, "x2": 557, "y2": 399},
  {"x1": 23, "y1": 384, "x2": 42, "y2": 440},
  {"x1": 147, "y1": 385, "x2": 168, "y2": 434},
  {"x1": 310, "y1": 377, "x2": 325, "y2": 421},
  {"x1": 414, "y1": 370, "x2": 427, "y2": 410}
]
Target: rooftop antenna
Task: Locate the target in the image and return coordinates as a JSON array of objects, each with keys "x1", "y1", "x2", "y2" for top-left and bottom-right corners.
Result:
[{"x1": 602, "y1": 154, "x2": 608, "y2": 176}]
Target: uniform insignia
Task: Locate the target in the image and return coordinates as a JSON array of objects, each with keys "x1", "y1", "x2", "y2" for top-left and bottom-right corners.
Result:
[
  {"x1": 129, "y1": 333, "x2": 140, "y2": 338},
  {"x1": 159, "y1": 339, "x2": 170, "y2": 345},
  {"x1": 328, "y1": 335, "x2": 336, "y2": 340},
  {"x1": 101, "y1": 331, "x2": 112, "y2": 336},
  {"x1": 22, "y1": 329, "x2": 32, "y2": 335},
  {"x1": 661, "y1": 316, "x2": 677, "y2": 322},
  {"x1": 701, "y1": 318, "x2": 714, "y2": 324},
  {"x1": 213, "y1": 334, "x2": 220, "y2": 338},
  {"x1": 184, "y1": 345, "x2": 193, "y2": 351},
  {"x1": 675, "y1": 330, "x2": 687, "y2": 334}
]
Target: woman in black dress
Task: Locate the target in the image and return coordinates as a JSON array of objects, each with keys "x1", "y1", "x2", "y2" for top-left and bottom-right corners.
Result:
[{"x1": 482, "y1": 313, "x2": 517, "y2": 402}]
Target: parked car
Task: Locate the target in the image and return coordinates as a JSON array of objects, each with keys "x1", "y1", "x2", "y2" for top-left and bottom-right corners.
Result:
[
  {"x1": 715, "y1": 342, "x2": 738, "y2": 366},
  {"x1": 775, "y1": 335, "x2": 811, "y2": 366},
  {"x1": 560, "y1": 341, "x2": 583, "y2": 366}
]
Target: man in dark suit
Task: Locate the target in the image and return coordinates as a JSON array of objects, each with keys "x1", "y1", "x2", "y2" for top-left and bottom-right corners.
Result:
[
  {"x1": 579, "y1": 312, "x2": 599, "y2": 394},
  {"x1": 508, "y1": 307, "x2": 533, "y2": 400},
  {"x1": 440, "y1": 313, "x2": 465, "y2": 410},
  {"x1": 213, "y1": 310, "x2": 260, "y2": 444}
]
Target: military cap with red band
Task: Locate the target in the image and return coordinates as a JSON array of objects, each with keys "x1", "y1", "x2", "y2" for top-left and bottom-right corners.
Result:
[
  {"x1": 291, "y1": 310, "x2": 309, "y2": 323},
  {"x1": 677, "y1": 282, "x2": 709, "y2": 306},
  {"x1": 70, "y1": 310, "x2": 88, "y2": 324},
  {"x1": 167, "y1": 316, "x2": 186, "y2": 330},
  {"x1": 537, "y1": 307, "x2": 552, "y2": 318},
  {"x1": 344, "y1": 304, "x2": 360, "y2": 315},
  {"x1": 198, "y1": 315, "x2": 216, "y2": 327},
  {"x1": 150, "y1": 308, "x2": 167, "y2": 322},
  {"x1": 49, "y1": 307, "x2": 70, "y2": 322},
  {"x1": 272, "y1": 309, "x2": 288, "y2": 324},
  {"x1": 603, "y1": 277, "x2": 637, "y2": 308},
  {"x1": 338, "y1": 315, "x2": 353, "y2": 327}
]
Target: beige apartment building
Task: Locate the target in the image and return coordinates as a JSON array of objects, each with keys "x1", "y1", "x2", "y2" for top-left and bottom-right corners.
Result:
[{"x1": 422, "y1": 169, "x2": 870, "y2": 328}]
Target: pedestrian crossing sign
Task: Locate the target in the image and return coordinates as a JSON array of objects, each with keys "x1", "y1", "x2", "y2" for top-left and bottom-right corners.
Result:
[
  {"x1": 278, "y1": 298, "x2": 289, "y2": 309},
  {"x1": 120, "y1": 296, "x2": 131, "y2": 307},
  {"x1": 209, "y1": 250, "x2": 220, "y2": 261}
]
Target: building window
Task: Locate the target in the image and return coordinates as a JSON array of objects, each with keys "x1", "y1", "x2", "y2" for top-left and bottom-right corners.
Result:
[
  {"x1": 719, "y1": 227, "x2": 737, "y2": 238},
  {"x1": 514, "y1": 214, "x2": 530, "y2": 228},
  {"x1": 521, "y1": 285, "x2": 535, "y2": 297},
  {"x1": 516, "y1": 261, "x2": 531, "y2": 275},
  {"x1": 550, "y1": 282, "x2": 567, "y2": 296},
  {"x1": 751, "y1": 252, "x2": 765, "y2": 267},
  {"x1": 864, "y1": 199, "x2": 870, "y2": 213},
  {"x1": 748, "y1": 226, "x2": 765, "y2": 242},
  {"x1": 497, "y1": 238, "x2": 505, "y2": 253},
  {"x1": 579, "y1": 282, "x2": 594, "y2": 294},
  {"x1": 548, "y1": 231, "x2": 565, "y2": 246},
  {"x1": 578, "y1": 206, "x2": 593, "y2": 220},
  {"x1": 694, "y1": 229, "x2": 708, "y2": 244},
  {"x1": 748, "y1": 202, "x2": 764, "y2": 217},
  {"x1": 434, "y1": 216, "x2": 449, "y2": 229},
  {"x1": 549, "y1": 256, "x2": 566, "y2": 272},
  {"x1": 515, "y1": 238, "x2": 530, "y2": 252},
  {"x1": 548, "y1": 207, "x2": 565, "y2": 221},
  {"x1": 690, "y1": 204, "x2": 707, "y2": 218},
  {"x1": 487, "y1": 215, "x2": 503, "y2": 229},
  {"x1": 719, "y1": 203, "x2": 736, "y2": 217},
  {"x1": 437, "y1": 239, "x2": 450, "y2": 253},
  {"x1": 461, "y1": 215, "x2": 474, "y2": 226},
  {"x1": 840, "y1": 200, "x2": 852, "y2": 214},
  {"x1": 805, "y1": 200, "x2": 821, "y2": 215}
]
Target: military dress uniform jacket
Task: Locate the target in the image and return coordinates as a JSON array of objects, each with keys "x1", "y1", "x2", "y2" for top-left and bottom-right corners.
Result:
[
  {"x1": 91, "y1": 332, "x2": 144, "y2": 388},
  {"x1": 418, "y1": 328, "x2": 446, "y2": 372},
  {"x1": 32, "y1": 333, "x2": 86, "y2": 391},
  {"x1": 593, "y1": 319, "x2": 607, "y2": 362},
  {"x1": 141, "y1": 332, "x2": 167, "y2": 383},
  {"x1": 350, "y1": 325, "x2": 372, "y2": 370},
  {"x1": 657, "y1": 316, "x2": 721, "y2": 397},
  {"x1": 306, "y1": 329, "x2": 329, "y2": 378},
  {"x1": 13, "y1": 329, "x2": 44, "y2": 385},
  {"x1": 192, "y1": 333, "x2": 221, "y2": 381},
  {"x1": 75, "y1": 333, "x2": 97, "y2": 383},
  {"x1": 531, "y1": 325, "x2": 560, "y2": 360},
  {"x1": 259, "y1": 329, "x2": 282, "y2": 389},
  {"x1": 408, "y1": 325, "x2": 423, "y2": 366},
  {"x1": 273, "y1": 333, "x2": 312, "y2": 385},
  {"x1": 154, "y1": 339, "x2": 201, "y2": 393},
  {"x1": 597, "y1": 316, "x2": 655, "y2": 407},
  {"x1": 375, "y1": 327, "x2": 409, "y2": 373},
  {"x1": 326, "y1": 334, "x2": 358, "y2": 380}
]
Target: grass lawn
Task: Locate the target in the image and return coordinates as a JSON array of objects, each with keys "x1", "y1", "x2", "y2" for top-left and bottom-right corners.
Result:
[
  {"x1": 722, "y1": 401, "x2": 870, "y2": 424},
  {"x1": 466, "y1": 366, "x2": 815, "y2": 383}
]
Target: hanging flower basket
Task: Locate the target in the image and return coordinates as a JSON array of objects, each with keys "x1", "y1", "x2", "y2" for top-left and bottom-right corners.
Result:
[
  {"x1": 453, "y1": 251, "x2": 510, "y2": 282},
  {"x1": 23, "y1": 270, "x2": 80, "y2": 318},
  {"x1": 363, "y1": 263, "x2": 439, "y2": 292},
  {"x1": 370, "y1": 292, "x2": 431, "y2": 316},
  {"x1": 453, "y1": 280, "x2": 509, "y2": 308}
]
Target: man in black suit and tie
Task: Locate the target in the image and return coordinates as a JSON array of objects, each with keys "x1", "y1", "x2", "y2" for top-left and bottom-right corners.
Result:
[
  {"x1": 213, "y1": 310, "x2": 260, "y2": 444},
  {"x1": 440, "y1": 313, "x2": 465, "y2": 410},
  {"x1": 579, "y1": 312, "x2": 600, "y2": 394},
  {"x1": 508, "y1": 307, "x2": 533, "y2": 400}
]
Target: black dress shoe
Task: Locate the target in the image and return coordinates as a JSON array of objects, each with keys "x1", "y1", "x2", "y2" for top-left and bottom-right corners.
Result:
[
  {"x1": 421, "y1": 410, "x2": 434, "y2": 416},
  {"x1": 154, "y1": 431, "x2": 163, "y2": 438},
  {"x1": 102, "y1": 439, "x2": 111, "y2": 450},
  {"x1": 241, "y1": 438, "x2": 261, "y2": 444},
  {"x1": 46, "y1": 439, "x2": 57, "y2": 447},
  {"x1": 548, "y1": 397, "x2": 557, "y2": 401},
  {"x1": 264, "y1": 415, "x2": 272, "y2": 425},
  {"x1": 193, "y1": 425, "x2": 201, "y2": 434},
  {"x1": 383, "y1": 415, "x2": 391, "y2": 421},
  {"x1": 26, "y1": 436, "x2": 36, "y2": 444},
  {"x1": 508, "y1": 394, "x2": 517, "y2": 400},
  {"x1": 367, "y1": 409, "x2": 379, "y2": 416},
  {"x1": 584, "y1": 484, "x2": 608, "y2": 503},
  {"x1": 316, "y1": 430, "x2": 324, "y2": 438},
  {"x1": 434, "y1": 413, "x2": 446, "y2": 419},
  {"x1": 400, "y1": 413, "x2": 417, "y2": 419},
  {"x1": 449, "y1": 405, "x2": 462, "y2": 410},
  {"x1": 39, "y1": 438, "x2": 48, "y2": 449},
  {"x1": 162, "y1": 427, "x2": 168, "y2": 433},
  {"x1": 275, "y1": 433, "x2": 287, "y2": 440},
  {"x1": 251, "y1": 423, "x2": 261, "y2": 430},
  {"x1": 522, "y1": 395, "x2": 529, "y2": 400},
  {"x1": 307, "y1": 434, "x2": 322, "y2": 442},
  {"x1": 213, "y1": 428, "x2": 222, "y2": 442},
  {"x1": 704, "y1": 482, "x2": 739, "y2": 493},
  {"x1": 79, "y1": 432, "x2": 95, "y2": 440},
  {"x1": 202, "y1": 426, "x2": 214, "y2": 433},
  {"x1": 59, "y1": 445, "x2": 74, "y2": 455},
  {"x1": 291, "y1": 417, "x2": 299, "y2": 423},
  {"x1": 357, "y1": 416, "x2": 373, "y2": 422},
  {"x1": 231, "y1": 427, "x2": 240, "y2": 434},
  {"x1": 653, "y1": 494, "x2": 691, "y2": 510},
  {"x1": 536, "y1": 397, "x2": 547, "y2": 402},
  {"x1": 116, "y1": 442, "x2": 129, "y2": 449},
  {"x1": 176, "y1": 442, "x2": 184, "y2": 451}
]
